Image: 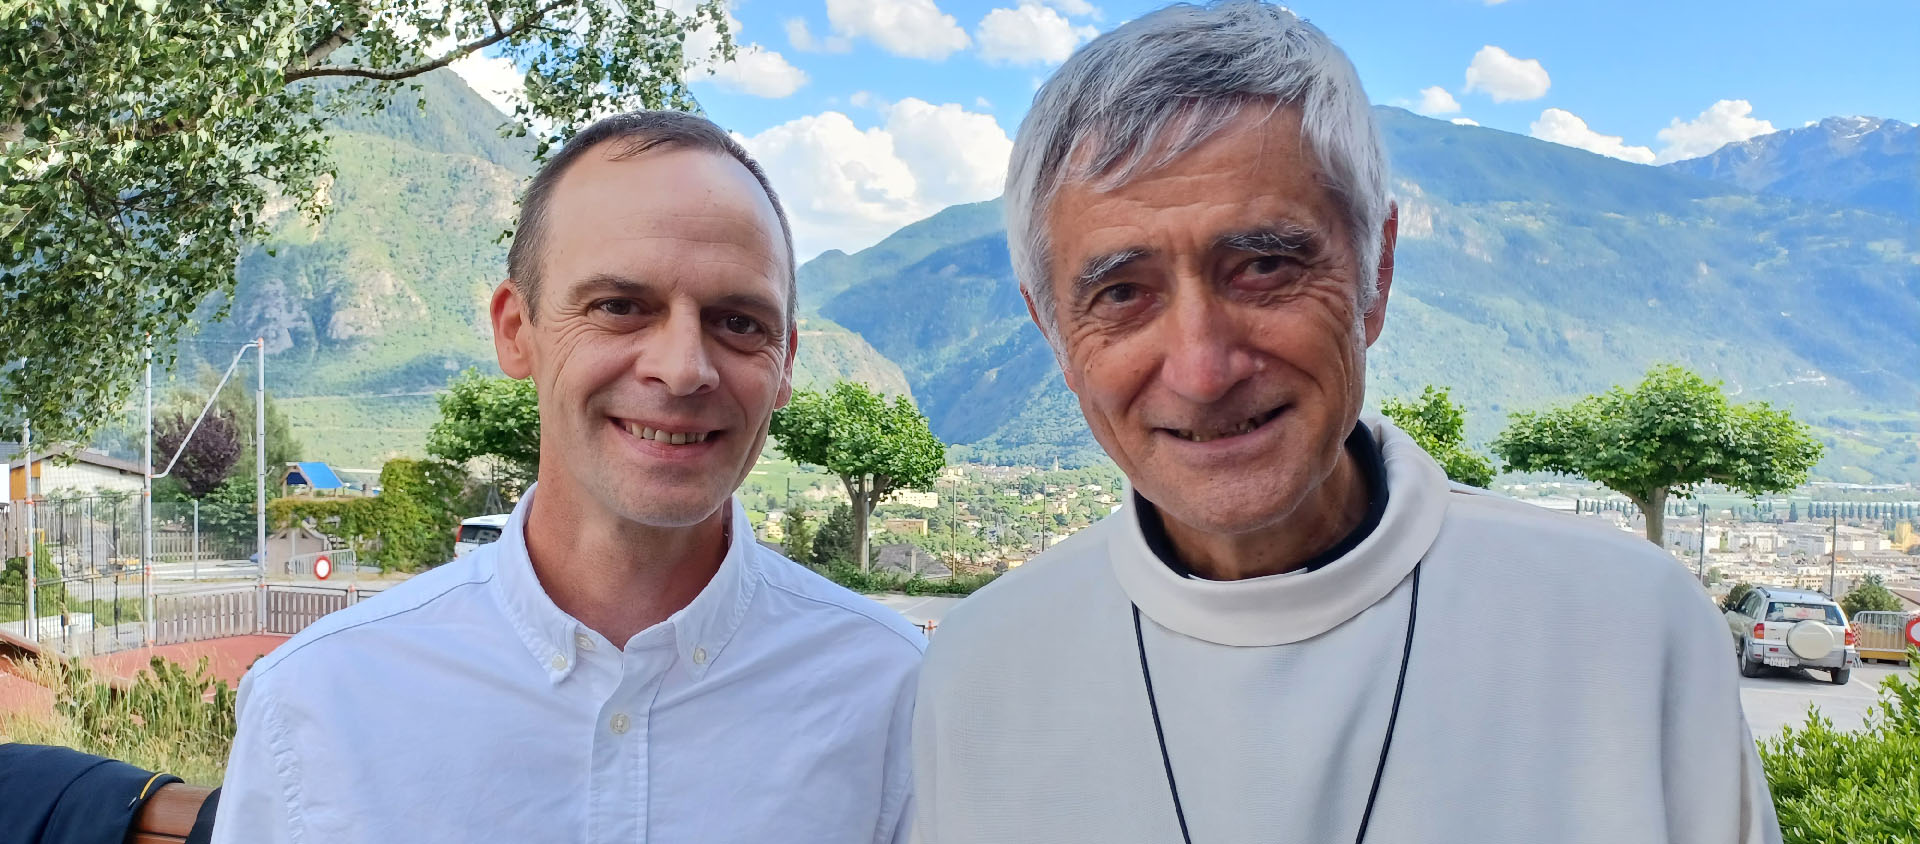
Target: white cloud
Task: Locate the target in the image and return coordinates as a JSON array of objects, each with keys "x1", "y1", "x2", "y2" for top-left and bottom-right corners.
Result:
[
  {"x1": 785, "y1": 17, "x2": 851, "y2": 53},
  {"x1": 1041, "y1": 0, "x2": 1100, "y2": 16},
  {"x1": 827, "y1": 0, "x2": 972, "y2": 60},
  {"x1": 1463, "y1": 45, "x2": 1550, "y2": 102},
  {"x1": 681, "y1": 7, "x2": 807, "y2": 99},
  {"x1": 975, "y1": 96, "x2": 994, "y2": 110},
  {"x1": 849, "y1": 90, "x2": 882, "y2": 109},
  {"x1": 707, "y1": 45, "x2": 808, "y2": 97},
  {"x1": 449, "y1": 51, "x2": 528, "y2": 117},
  {"x1": 1653, "y1": 99, "x2": 1776, "y2": 163},
  {"x1": 1529, "y1": 108, "x2": 1655, "y2": 164},
  {"x1": 1451, "y1": 117, "x2": 1480, "y2": 126},
  {"x1": 738, "y1": 99, "x2": 1013, "y2": 258},
  {"x1": 977, "y1": 1, "x2": 1099, "y2": 65},
  {"x1": 1415, "y1": 86, "x2": 1461, "y2": 116}
]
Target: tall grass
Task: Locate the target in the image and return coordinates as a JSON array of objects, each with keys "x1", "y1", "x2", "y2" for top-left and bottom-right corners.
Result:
[{"x1": 0, "y1": 654, "x2": 235, "y2": 785}]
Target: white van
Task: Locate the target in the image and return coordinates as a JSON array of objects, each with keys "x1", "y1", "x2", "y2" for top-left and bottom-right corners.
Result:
[{"x1": 454, "y1": 514, "x2": 511, "y2": 557}]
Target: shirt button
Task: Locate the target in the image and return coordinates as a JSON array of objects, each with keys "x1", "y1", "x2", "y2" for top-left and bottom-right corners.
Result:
[
  {"x1": 575, "y1": 633, "x2": 595, "y2": 652},
  {"x1": 549, "y1": 654, "x2": 567, "y2": 671},
  {"x1": 692, "y1": 647, "x2": 708, "y2": 665},
  {"x1": 609, "y1": 713, "x2": 631, "y2": 735}
]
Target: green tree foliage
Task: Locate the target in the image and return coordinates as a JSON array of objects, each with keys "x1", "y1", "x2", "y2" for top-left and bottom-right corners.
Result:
[
  {"x1": 810, "y1": 503, "x2": 856, "y2": 568},
  {"x1": 1493, "y1": 365, "x2": 1824, "y2": 546},
  {"x1": 1759, "y1": 659, "x2": 1920, "y2": 843},
  {"x1": 152, "y1": 373, "x2": 303, "y2": 494},
  {"x1": 771, "y1": 382, "x2": 946, "y2": 572},
  {"x1": 155, "y1": 409, "x2": 241, "y2": 498},
  {"x1": 1379, "y1": 385, "x2": 1495, "y2": 488},
  {"x1": 781, "y1": 510, "x2": 814, "y2": 566},
  {"x1": 272, "y1": 458, "x2": 470, "y2": 572},
  {"x1": 0, "y1": 0, "x2": 731, "y2": 447},
  {"x1": 427, "y1": 370, "x2": 539, "y2": 494},
  {"x1": 195, "y1": 474, "x2": 269, "y2": 548},
  {"x1": 1841, "y1": 575, "x2": 1905, "y2": 617},
  {"x1": 1722, "y1": 581, "x2": 1757, "y2": 613}
]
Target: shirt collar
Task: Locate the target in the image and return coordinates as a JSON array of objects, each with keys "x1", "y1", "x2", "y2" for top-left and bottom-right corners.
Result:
[
  {"x1": 1108, "y1": 416, "x2": 1451, "y2": 646},
  {"x1": 490, "y1": 485, "x2": 760, "y2": 684}
]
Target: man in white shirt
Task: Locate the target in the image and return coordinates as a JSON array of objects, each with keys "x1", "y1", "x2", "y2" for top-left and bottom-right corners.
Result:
[
  {"x1": 913, "y1": 3, "x2": 1780, "y2": 843},
  {"x1": 216, "y1": 112, "x2": 925, "y2": 843}
]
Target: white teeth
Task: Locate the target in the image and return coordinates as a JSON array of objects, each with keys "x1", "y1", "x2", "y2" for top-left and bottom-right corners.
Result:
[
  {"x1": 1173, "y1": 415, "x2": 1263, "y2": 443},
  {"x1": 627, "y1": 423, "x2": 708, "y2": 444}
]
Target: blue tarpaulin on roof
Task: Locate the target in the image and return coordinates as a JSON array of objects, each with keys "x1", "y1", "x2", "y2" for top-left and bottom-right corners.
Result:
[{"x1": 286, "y1": 462, "x2": 345, "y2": 490}]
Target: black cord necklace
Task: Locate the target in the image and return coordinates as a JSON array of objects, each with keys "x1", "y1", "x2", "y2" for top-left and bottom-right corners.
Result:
[{"x1": 1131, "y1": 562, "x2": 1423, "y2": 844}]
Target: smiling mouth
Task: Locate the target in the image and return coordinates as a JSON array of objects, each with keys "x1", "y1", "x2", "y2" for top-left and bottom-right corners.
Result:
[
  {"x1": 617, "y1": 420, "x2": 716, "y2": 445},
  {"x1": 1163, "y1": 406, "x2": 1285, "y2": 443}
]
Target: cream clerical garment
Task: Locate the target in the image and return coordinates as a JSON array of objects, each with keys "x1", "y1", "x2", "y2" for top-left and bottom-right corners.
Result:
[{"x1": 913, "y1": 418, "x2": 1780, "y2": 844}]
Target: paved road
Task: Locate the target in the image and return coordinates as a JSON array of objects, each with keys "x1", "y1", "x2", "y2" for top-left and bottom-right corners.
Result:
[{"x1": 1739, "y1": 661, "x2": 1907, "y2": 737}]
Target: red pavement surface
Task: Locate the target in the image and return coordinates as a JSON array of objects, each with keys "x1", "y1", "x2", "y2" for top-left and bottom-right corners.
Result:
[
  {"x1": 86, "y1": 635, "x2": 291, "y2": 689},
  {"x1": 0, "y1": 670, "x2": 53, "y2": 716}
]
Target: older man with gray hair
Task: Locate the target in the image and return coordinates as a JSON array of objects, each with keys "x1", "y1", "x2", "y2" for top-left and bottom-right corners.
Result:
[{"x1": 911, "y1": 3, "x2": 1779, "y2": 843}]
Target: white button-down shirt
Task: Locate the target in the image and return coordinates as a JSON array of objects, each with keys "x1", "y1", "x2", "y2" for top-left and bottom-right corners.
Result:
[{"x1": 215, "y1": 489, "x2": 925, "y2": 843}]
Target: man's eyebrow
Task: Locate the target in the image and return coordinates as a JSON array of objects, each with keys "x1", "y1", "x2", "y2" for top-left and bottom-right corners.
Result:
[
  {"x1": 1071, "y1": 248, "x2": 1149, "y2": 298},
  {"x1": 569, "y1": 273, "x2": 657, "y2": 299},
  {"x1": 1217, "y1": 224, "x2": 1323, "y2": 256},
  {"x1": 707, "y1": 291, "x2": 785, "y2": 320}
]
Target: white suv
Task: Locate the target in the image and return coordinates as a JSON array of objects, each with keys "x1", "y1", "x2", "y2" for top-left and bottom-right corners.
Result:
[
  {"x1": 1725, "y1": 586, "x2": 1858, "y2": 685},
  {"x1": 455, "y1": 514, "x2": 510, "y2": 558}
]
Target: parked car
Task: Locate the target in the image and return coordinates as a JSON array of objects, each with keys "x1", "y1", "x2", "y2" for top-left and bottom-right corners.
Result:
[
  {"x1": 1724, "y1": 585, "x2": 1858, "y2": 685},
  {"x1": 454, "y1": 514, "x2": 510, "y2": 557}
]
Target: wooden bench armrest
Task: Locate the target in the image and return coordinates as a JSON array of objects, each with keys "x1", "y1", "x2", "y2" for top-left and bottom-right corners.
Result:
[{"x1": 128, "y1": 782, "x2": 214, "y2": 844}]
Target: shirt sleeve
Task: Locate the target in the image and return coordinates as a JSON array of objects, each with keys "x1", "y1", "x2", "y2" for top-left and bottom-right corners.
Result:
[
  {"x1": 1659, "y1": 575, "x2": 1783, "y2": 844},
  {"x1": 213, "y1": 674, "x2": 302, "y2": 844}
]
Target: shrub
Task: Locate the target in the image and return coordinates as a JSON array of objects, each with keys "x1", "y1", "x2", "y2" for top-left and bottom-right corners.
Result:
[
  {"x1": 1759, "y1": 652, "x2": 1920, "y2": 843},
  {"x1": 271, "y1": 458, "x2": 473, "y2": 572}
]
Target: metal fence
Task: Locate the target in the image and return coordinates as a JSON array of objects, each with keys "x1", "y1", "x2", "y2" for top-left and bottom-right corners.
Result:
[
  {"x1": 148, "y1": 584, "x2": 386, "y2": 646},
  {"x1": 1853, "y1": 611, "x2": 1919, "y2": 661},
  {"x1": 153, "y1": 588, "x2": 257, "y2": 646}
]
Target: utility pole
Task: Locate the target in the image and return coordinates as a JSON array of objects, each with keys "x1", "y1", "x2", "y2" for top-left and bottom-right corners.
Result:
[
  {"x1": 256, "y1": 337, "x2": 268, "y2": 631},
  {"x1": 21, "y1": 417, "x2": 34, "y2": 642},
  {"x1": 142, "y1": 340, "x2": 154, "y2": 645},
  {"x1": 1828, "y1": 510, "x2": 1839, "y2": 596},
  {"x1": 1695, "y1": 502, "x2": 1708, "y2": 585}
]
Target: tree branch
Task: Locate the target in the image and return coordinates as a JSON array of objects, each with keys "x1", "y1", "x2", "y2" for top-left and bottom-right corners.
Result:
[
  {"x1": 300, "y1": 22, "x2": 361, "y2": 69},
  {"x1": 284, "y1": 0, "x2": 572, "y2": 83}
]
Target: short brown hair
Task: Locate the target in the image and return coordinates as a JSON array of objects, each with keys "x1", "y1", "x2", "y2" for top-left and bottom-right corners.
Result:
[{"x1": 506, "y1": 111, "x2": 797, "y2": 321}]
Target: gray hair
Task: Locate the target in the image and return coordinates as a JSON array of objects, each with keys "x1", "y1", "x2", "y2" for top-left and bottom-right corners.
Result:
[
  {"x1": 1005, "y1": 0, "x2": 1389, "y2": 340},
  {"x1": 509, "y1": 110, "x2": 797, "y2": 324}
]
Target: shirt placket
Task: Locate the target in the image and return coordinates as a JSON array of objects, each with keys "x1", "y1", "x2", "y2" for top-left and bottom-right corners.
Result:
[{"x1": 589, "y1": 625, "x2": 675, "y2": 843}]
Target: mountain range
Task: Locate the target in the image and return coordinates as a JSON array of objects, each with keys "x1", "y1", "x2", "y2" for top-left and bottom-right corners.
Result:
[{"x1": 174, "y1": 74, "x2": 1919, "y2": 483}]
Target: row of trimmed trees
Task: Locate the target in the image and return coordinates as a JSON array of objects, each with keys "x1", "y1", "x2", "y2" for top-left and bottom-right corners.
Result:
[{"x1": 432, "y1": 362, "x2": 1826, "y2": 557}]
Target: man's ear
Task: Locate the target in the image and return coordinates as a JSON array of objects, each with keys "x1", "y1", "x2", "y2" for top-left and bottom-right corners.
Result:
[
  {"x1": 492, "y1": 280, "x2": 534, "y2": 379},
  {"x1": 1363, "y1": 203, "x2": 1398, "y2": 348},
  {"x1": 1023, "y1": 285, "x2": 1079, "y2": 394}
]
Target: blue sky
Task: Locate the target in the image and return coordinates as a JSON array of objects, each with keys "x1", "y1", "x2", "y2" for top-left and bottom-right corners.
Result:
[{"x1": 459, "y1": 0, "x2": 1919, "y2": 258}]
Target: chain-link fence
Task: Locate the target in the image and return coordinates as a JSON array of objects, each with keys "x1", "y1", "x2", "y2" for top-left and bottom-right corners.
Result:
[{"x1": 2, "y1": 494, "x2": 265, "y2": 655}]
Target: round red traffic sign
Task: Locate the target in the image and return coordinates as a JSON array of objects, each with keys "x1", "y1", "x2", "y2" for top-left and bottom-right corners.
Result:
[
  {"x1": 1906, "y1": 616, "x2": 1920, "y2": 649},
  {"x1": 314, "y1": 555, "x2": 333, "y2": 580}
]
